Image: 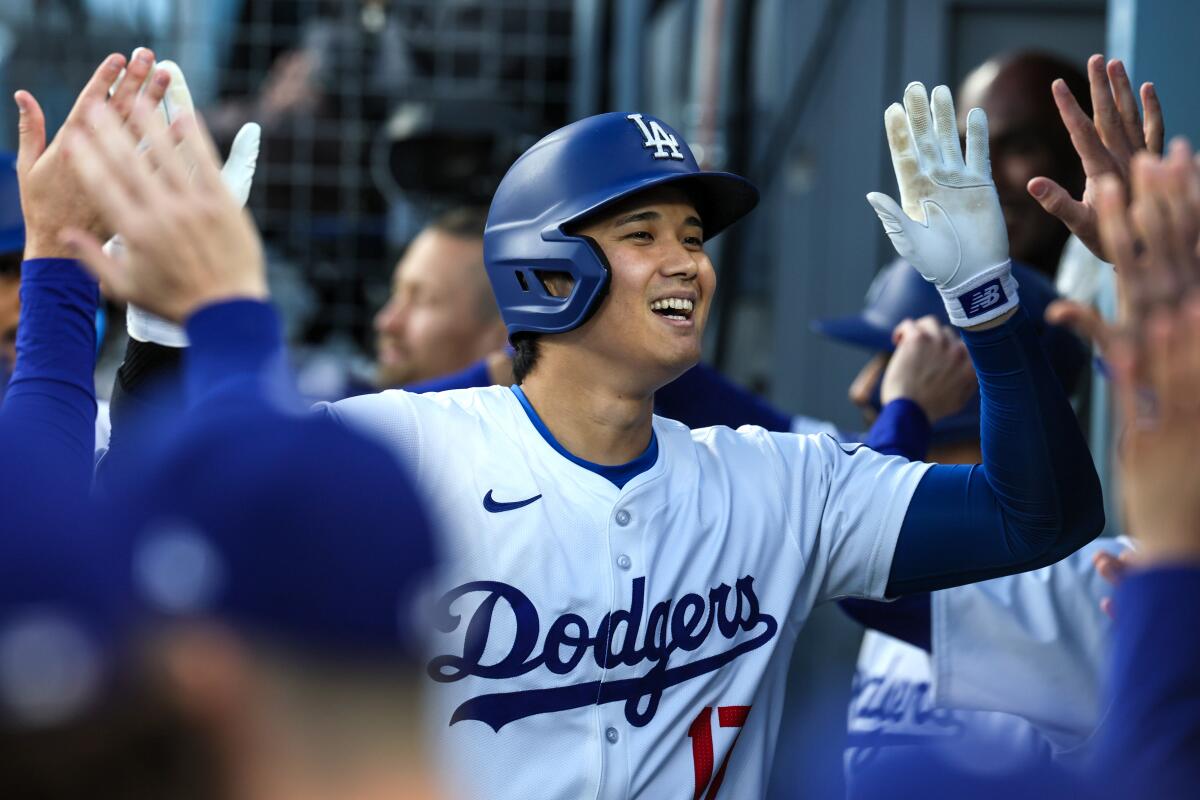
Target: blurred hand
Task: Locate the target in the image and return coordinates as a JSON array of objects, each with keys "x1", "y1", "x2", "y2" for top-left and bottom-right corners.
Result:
[
  {"x1": 1093, "y1": 549, "x2": 1136, "y2": 619},
  {"x1": 881, "y1": 315, "x2": 977, "y2": 423},
  {"x1": 59, "y1": 97, "x2": 266, "y2": 323},
  {"x1": 1028, "y1": 55, "x2": 1164, "y2": 263},
  {"x1": 1101, "y1": 141, "x2": 1200, "y2": 565},
  {"x1": 15, "y1": 48, "x2": 169, "y2": 259},
  {"x1": 107, "y1": 59, "x2": 262, "y2": 346}
]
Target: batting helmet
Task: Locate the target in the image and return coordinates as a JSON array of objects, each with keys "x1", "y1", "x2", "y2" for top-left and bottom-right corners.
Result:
[
  {"x1": 484, "y1": 112, "x2": 759, "y2": 336},
  {"x1": 0, "y1": 152, "x2": 23, "y2": 256}
]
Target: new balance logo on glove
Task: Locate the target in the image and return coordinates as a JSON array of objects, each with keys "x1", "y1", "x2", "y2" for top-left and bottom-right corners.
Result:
[{"x1": 960, "y1": 279, "x2": 1007, "y2": 319}]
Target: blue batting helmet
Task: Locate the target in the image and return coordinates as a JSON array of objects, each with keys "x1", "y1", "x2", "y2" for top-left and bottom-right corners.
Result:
[
  {"x1": 484, "y1": 112, "x2": 759, "y2": 337},
  {"x1": 0, "y1": 152, "x2": 23, "y2": 256}
]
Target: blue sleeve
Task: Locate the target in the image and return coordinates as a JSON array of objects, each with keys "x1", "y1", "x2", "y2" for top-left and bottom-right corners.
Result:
[
  {"x1": 0, "y1": 258, "x2": 98, "y2": 494},
  {"x1": 654, "y1": 362, "x2": 792, "y2": 432},
  {"x1": 403, "y1": 358, "x2": 493, "y2": 393},
  {"x1": 838, "y1": 594, "x2": 931, "y2": 651},
  {"x1": 864, "y1": 399, "x2": 931, "y2": 460},
  {"x1": 1092, "y1": 567, "x2": 1200, "y2": 799},
  {"x1": 838, "y1": 399, "x2": 934, "y2": 644},
  {"x1": 184, "y1": 299, "x2": 292, "y2": 413},
  {"x1": 886, "y1": 307, "x2": 1104, "y2": 596}
]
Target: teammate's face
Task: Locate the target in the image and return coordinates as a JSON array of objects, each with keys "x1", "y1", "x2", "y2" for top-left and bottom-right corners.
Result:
[
  {"x1": 570, "y1": 187, "x2": 714, "y2": 384},
  {"x1": 958, "y1": 60, "x2": 1082, "y2": 276},
  {"x1": 373, "y1": 228, "x2": 506, "y2": 388}
]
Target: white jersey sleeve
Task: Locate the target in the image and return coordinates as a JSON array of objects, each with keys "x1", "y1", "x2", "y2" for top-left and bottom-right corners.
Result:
[
  {"x1": 761, "y1": 432, "x2": 932, "y2": 603},
  {"x1": 317, "y1": 389, "x2": 424, "y2": 475},
  {"x1": 930, "y1": 536, "x2": 1130, "y2": 751}
]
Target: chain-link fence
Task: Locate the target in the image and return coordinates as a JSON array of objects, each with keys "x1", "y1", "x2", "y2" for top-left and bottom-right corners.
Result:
[{"x1": 0, "y1": 0, "x2": 572, "y2": 362}]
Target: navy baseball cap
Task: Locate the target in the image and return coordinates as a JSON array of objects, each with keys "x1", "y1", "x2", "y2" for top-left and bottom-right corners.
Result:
[
  {"x1": 0, "y1": 431, "x2": 127, "y2": 727},
  {"x1": 813, "y1": 259, "x2": 1087, "y2": 441},
  {"x1": 0, "y1": 406, "x2": 440, "y2": 728},
  {"x1": 104, "y1": 406, "x2": 441, "y2": 658},
  {"x1": 812, "y1": 259, "x2": 1065, "y2": 351},
  {"x1": 0, "y1": 152, "x2": 23, "y2": 256}
]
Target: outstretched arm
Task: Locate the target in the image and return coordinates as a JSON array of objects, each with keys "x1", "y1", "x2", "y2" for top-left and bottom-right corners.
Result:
[
  {"x1": 4, "y1": 52, "x2": 170, "y2": 494},
  {"x1": 867, "y1": 83, "x2": 1103, "y2": 597}
]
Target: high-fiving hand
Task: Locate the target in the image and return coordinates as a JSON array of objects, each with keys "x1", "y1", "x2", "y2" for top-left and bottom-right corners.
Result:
[
  {"x1": 1029, "y1": 55, "x2": 1164, "y2": 265},
  {"x1": 1099, "y1": 140, "x2": 1200, "y2": 566},
  {"x1": 105, "y1": 59, "x2": 262, "y2": 345},
  {"x1": 15, "y1": 49, "x2": 169, "y2": 259},
  {"x1": 867, "y1": 83, "x2": 1015, "y2": 329},
  {"x1": 59, "y1": 97, "x2": 267, "y2": 324}
]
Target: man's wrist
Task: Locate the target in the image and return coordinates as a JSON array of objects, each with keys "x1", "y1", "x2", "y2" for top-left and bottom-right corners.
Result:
[
  {"x1": 23, "y1": 234, "x2": 78, "y2": 261},
  {"x1": 964, "y1": 307, "x2": 1018, "y2": 331},
  {"x1": 1133, "y1": 535, "x2": 1200, "y2": 568}
]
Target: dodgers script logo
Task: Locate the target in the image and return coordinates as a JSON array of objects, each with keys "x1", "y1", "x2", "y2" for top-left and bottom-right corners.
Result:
[
  {"x1": 627, "y1": 113, "x2": 685, "y2": 160},
  {"x1": 429, "y1": 575, "x2": 778, "y2": 731}
]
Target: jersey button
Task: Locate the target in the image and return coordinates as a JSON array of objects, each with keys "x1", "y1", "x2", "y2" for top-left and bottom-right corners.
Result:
[
  {"x1": 616, "y1": 554, "x2": 632, "y2": 570},
  {"x1": 605, "y1": 727, "x2": 620, "y2": 744},
  {"x1": 615, "y1": 509, "x2": 631, "y2": 526}
]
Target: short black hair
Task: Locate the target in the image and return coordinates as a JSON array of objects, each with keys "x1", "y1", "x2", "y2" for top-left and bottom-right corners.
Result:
[
  {"x1": 429, "y1": 206, "x2": 489, "y2": 241},
  {"x1": 511, "y1": 333, "x2": 540, "y2": 384}
]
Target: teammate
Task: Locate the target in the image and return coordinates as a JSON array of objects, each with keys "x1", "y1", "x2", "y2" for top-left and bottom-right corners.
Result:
[
  {"x1": 811, "y1": 259, "x2": 1122, "y2": 793},
  {"x1": 5, "y1": 57, "x2": 445, "y2": 798},
  {"x1": 372, "y1": 206, "x2": 509, "y2": 390},
  {"x1": 61, "y1": 74, "x2": 1104, "y2": 798}
]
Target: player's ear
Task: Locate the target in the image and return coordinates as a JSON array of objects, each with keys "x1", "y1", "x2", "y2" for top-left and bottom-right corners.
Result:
[{"x1": 536, "y1": 270, "x2": 575, "y2": 299}]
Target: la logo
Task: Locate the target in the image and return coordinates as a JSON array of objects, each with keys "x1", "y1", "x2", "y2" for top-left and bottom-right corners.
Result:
[{"x1": 627, "y1": 113, "x2": 684, "y2": 160}]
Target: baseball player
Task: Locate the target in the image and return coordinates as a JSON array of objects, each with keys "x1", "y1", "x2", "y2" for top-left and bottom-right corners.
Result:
[
  {"x1": 59, "y1": 75, "x2": 1106, "y2": 798},
  {"x1": 810, "y1": 259, "x2": 1123, "y2": 793}
]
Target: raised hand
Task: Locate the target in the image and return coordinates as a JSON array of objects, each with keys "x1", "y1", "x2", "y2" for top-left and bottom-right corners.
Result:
[
  {"x1": 15, "y1": 48, "x2": 169, "y2": 259},
  {"x1": 867, "y1": 83, "x2": 1014, "y2": 329},
  {"x1": 59, "y1": 97, "x2": 266, "y2": 323},
  {"x1": 1028, "y1": 55, "x2": 1164, "y2": 263},
  {"x1": 108, "y1": 59, "x2": 262, "y2": 345},
  {"x1": 1099, "y1": 140, "x2": 1200, "y2": 565},
  {"x1": 881, "y1": 315, "x2": 977, "y2": 423}
]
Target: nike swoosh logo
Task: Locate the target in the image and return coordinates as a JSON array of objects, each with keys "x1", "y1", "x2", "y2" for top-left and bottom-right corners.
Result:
[{"x1": 483, "y1": 490, "x2": 543, "y2": 513}]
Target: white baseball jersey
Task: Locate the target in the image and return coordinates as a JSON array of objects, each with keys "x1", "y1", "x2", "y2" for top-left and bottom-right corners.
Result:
[
  {"x1": 324, "y1": 384, "x2": 929, "y2": 799},
  {"x1": 846, "y1": 537, "x2": 1128, "y2": 795}
]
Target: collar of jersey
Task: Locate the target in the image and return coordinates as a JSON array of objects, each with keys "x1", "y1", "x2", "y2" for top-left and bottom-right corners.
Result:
[{"x1": 509, "y1": 385, "x2": 658, "y2": 489}]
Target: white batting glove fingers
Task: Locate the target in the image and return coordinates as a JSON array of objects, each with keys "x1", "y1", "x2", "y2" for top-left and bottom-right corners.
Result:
[
  {"x1": 869, "y1": 82, "x2": 1017, "y2": 327},
  {"x1": 221, "y1": 123, "x2": 261, "y2": 207}
]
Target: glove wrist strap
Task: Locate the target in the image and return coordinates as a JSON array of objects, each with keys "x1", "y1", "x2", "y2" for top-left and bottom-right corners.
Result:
[{"x1": 941, "y1": 260, "x2": 1018, "y2": 327}]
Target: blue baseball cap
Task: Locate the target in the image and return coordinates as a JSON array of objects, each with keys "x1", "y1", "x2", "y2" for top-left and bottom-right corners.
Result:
[
  {"x1": 0, "y1": 406, "x2": 439, "y2": 727},
  {"x1": 0, "y1": 152, "x2": 23, "y2": 256},
  {"x1": 813, "y1": 259, "x2": 1087, "y2": 441},
  {"x1": 105, "y1": 406, "x2": 441, "y2": 658},
  {"x1": 0, "y1": 421, "x2": 128, "y2": 727},
  {"x1": 812, "y1": 259, "x2": 1064, "y2": 352}
]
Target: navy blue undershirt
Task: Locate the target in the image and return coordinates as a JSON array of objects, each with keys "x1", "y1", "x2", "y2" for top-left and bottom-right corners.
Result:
[{"x1": 510, "y1": 384, "x2": 658, "y2": 489}]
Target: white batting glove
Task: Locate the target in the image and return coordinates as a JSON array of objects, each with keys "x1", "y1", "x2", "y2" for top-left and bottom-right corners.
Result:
[
  {"x1": 104, "y1": 60, "x2": 262, "y2": 345},
  {"x1": 866, "y1": 82, "x2": 1016, "y2": 327}
]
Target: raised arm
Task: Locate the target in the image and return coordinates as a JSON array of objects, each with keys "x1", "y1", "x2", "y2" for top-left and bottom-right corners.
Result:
[
  {"x1": 1086, "y1": 143, "x2": 1200, "y2": 797},
  {"x1": 867, "y1": 83, "x2": 1104, "y2": 596},
  {"x1": 4, "y1": 52, "x2": 169, "y2": 493}
]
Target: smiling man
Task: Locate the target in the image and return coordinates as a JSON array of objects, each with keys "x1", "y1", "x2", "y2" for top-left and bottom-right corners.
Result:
[{"x1": 64, "y1": 93, "x2": 1103, "y2": 800}]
